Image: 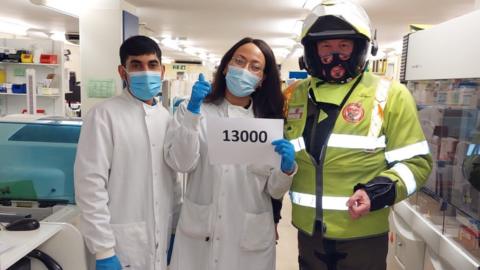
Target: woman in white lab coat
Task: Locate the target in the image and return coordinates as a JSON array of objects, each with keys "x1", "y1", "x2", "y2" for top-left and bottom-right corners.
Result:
[{"x1": 164, "y1": 37, "x2": 296, "y2": 270}]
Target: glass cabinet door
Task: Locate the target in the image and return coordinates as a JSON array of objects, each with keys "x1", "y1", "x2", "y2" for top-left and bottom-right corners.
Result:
[{"x1": 407, "y1": 78, "x2": 480, "y2": 259}]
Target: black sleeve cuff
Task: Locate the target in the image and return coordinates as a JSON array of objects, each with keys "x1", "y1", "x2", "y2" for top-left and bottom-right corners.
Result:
[
  {"x1": 354, "y1": 177, "x2": 397, "y2": 211},
  {"x1": 271, "y1": 198, "x2": 283, "y2": 224}
]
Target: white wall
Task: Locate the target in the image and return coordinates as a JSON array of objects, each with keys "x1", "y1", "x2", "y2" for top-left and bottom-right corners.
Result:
[
  {"x1": 80, "y1": 0, "x2": 136, "y2": 114},
  {"x1": 163, "y1": 63, "x2": 214, "y2": 81},
  {"x1": 280, "y1": 55, "x2": 302, "y2": 81}
]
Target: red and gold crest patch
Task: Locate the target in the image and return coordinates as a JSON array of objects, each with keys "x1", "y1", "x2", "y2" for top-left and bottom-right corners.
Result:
[
  {"x1": 287, "y1": 106, "x2": 304, "y2": 120},
  {"x1": 342, "y1": 102, "x2": 365, "y2": 123}
]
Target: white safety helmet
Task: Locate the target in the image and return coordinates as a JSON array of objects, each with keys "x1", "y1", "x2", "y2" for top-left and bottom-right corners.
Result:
[{"x1": 299, "y1": 0, "x2": 378, "y2": 81}]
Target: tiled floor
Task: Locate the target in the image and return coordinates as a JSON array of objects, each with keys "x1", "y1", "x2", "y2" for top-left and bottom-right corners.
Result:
[{"x1": 276, "y1": 196, "x2": 298, "y2": 270}]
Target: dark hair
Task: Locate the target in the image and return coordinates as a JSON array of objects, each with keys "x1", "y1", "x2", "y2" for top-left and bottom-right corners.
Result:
[
  {"x1": 206, "y1": 37, "x2": 284, "y2": 119},
  {"x1": 119, "y1": 35, "x2": 162, "y2": 66}
]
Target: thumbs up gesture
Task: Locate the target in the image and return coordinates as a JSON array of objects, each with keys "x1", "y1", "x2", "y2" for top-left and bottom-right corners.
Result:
[{"x1": 187, "y1": 73, "x2": 212, "y2": 114}]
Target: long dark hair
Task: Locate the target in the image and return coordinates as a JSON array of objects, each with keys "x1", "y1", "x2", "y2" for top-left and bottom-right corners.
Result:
[{"x1": 205, "y1": 37, "x2": 284, "y2": 119}]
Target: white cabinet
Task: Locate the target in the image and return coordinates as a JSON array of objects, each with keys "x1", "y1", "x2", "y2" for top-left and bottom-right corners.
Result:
[
  {"x1": 0, "y1": 38, "x2": 66, "y2": 116},
  {"x1": 404, "y1": 10, "x2": 480, "y2": 81},
  {"x1": 423, "y1": 247, "x2": 455, "y2": 270},
  {"x1": 387, "y1": 200, "x2": 480, "y2": 270},
  {"x1": 388, "y1": 210, "x2": 426, "y2": 270}
]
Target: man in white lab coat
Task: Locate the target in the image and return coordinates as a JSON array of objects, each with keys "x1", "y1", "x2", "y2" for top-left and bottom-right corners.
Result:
[{"x1": 74, "y1": 35, "x2": 180, "y2": 270}]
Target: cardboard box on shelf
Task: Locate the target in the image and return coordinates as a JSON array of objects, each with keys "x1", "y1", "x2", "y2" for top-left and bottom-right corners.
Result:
[
  {"x1": 419, "y1": 106, "x2": 444, "y2": 127},
  {"x1": 458, "y1": 225, "x2": 480, "y2": 250},
  {"x1": 37, "y1": 87, "x2": 59, "y2": 95},
  {"x1": 39, "y1": 54, "x2": 57, "y2": 64},
  {"x1": 411, "y1": 84, "x2": 434, "y2": 105},
  {"x1": 456, "y1": 83, "x2": 478, "y2": 107},
  {"x1": 439, "y1": 137, "x2": 459, "y2": 162}
]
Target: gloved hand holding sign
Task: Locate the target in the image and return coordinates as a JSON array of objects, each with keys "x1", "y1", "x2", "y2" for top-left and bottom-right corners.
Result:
[
  {"x1": 272, "y1": 139, "x2": 296, "y2": 174},
  {"x1": 187, "y1": 73, "x2": 211, "y2": 114},
  {"x1": 96, "y1": 255, "x2": 122, "y2": 270}
]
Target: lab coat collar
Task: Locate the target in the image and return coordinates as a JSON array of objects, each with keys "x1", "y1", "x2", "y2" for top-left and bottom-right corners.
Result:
[
  {"x1": 122, "y1": 89, "x2": 159, "y2": 115},
  {"x1": 223, "y1": 98, "x2": 254, "y2": 118}
]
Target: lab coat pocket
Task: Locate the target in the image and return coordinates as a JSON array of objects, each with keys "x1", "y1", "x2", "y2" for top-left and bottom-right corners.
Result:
[
  {"x1": 178, "y1": 197, "x2": 212, "y2": 240},
  {"x1": 111, "y1": 221, "x2": 148, "y2": 269},
  {"x1": 240, "y1": 211, "x2": 275, "y2": 251},
  {"x1": 247, "y1": 164, "x2": 273, "y2": 177}
]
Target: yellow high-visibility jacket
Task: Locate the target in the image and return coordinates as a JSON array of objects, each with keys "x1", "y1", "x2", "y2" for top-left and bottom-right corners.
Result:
[{"x1": 284, "y1": 72, "x2": 432, "y2": 239}]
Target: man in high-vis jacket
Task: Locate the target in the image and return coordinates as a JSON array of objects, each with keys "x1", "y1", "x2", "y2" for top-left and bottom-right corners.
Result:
[{"x1": 284, "y1": 1, "x2": 432, "y2": 269}]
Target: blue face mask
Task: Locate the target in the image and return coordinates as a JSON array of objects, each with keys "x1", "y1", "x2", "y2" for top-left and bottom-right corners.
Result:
[
  {"x1": 127, "y1": 71, "x2": 162, "y2": 101},
  {"x1": 225, "y1": 65, "x2": 260, "y2": 97}
]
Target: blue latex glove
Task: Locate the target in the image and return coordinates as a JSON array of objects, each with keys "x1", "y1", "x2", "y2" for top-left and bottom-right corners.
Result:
[
  {"x1": 187, "y1": 73, "x2": 211, "y2": 114},
  {"x1": 96, "y1": 255, "x2": 122, "y2": 270},
  {"x1": 272, "y1": 139, "x2": 296, "y2": 174}
]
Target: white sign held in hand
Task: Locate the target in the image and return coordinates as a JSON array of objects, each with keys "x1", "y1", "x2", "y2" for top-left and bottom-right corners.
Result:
[{"x1": 206, "y1": 116, "x2": 283, "y2": 168}]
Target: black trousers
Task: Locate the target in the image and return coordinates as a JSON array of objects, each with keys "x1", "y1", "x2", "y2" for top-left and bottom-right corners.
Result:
[{"x1": 298, "y1": 226, "x2": 388, "y2": 270}]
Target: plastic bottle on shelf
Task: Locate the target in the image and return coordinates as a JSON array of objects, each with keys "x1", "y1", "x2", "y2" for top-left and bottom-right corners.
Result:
[
  {"x1": 420, "y1": 82, "x2": 435, "y2": 105},
  {"x1": 448, "y1": 81, "x2": 460, "y2": 105},
  {"x1": 434, "y1": 81, "x2": 449, "y2": 105},
  {"x1": 31, "y1": 44, "x2": 42, "y2": 64},
  {"x1": 458, "y1": 82, "x2": 478, "y2": 107}
]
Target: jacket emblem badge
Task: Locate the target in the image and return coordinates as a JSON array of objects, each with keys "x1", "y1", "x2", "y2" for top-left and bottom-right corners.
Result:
[
  {"x1": 342, "y1": 102, "x2": 364, "y2": 123},
  {"x1": 288, "y1": 106, "x2": 304, "y2": 120}
]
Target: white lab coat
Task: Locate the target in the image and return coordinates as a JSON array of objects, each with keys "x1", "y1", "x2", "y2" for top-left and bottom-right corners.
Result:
[
  {"x1": 164, "y1": 99, "x2": 293, "y2": 270},
  {"x1": 74, "y1": 91, "x2": 180, "y2": 270}
]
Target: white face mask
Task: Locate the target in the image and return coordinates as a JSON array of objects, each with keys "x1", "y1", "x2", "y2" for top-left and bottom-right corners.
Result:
[
  {"x1": 225, "y1": 65, "x2": 260, "y2": 97},
  {"x1": 126, "y1": 70, "x2": 163, "y2": 101}
]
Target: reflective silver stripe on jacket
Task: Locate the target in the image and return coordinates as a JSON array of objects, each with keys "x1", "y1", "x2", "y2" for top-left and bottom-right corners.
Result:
[
  {"x1": 290, "y1": 191, "x2": 349, "y2": 211},
  {"x1": 368, "y1": 79, "x2": 391, "y2": 137},
  {"x1": 290, "y1": 79, "x2": 390, "y2": 152},
  {"x1": 385, "y1": 140, "x2": 430, "y2": 164},
  {"x1": 290, "y1": 137, "x2": 306, "y2": 152},
  {"x1": 391, "y1": 163, "x2": 416, "y2": 195},
  {"x1": 327, "y1": 134, "x2": 386, "y2": 150}
]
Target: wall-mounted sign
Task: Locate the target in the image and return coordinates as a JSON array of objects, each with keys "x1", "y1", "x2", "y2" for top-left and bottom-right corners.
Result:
[{"x1": 172, "y1": 64, "x2": 187, "y2": 71}]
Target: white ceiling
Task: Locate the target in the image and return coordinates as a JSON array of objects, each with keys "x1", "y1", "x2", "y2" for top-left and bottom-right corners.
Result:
[
  {"x1": 0, "y1": 0, "x2": 78, "y2": 34},
  {"x1": 0, "y1": 0, "x2": 477, "y2": 63},
  {"x1": 132, "y1": 0, "x2": 476, "y2": 62}
]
